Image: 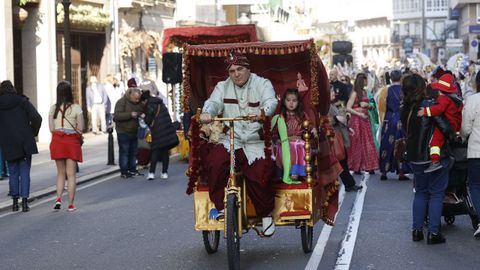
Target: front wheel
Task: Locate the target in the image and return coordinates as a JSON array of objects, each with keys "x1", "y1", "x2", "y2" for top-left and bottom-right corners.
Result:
[
  {"x1": 301, "y1": 225, "x2": 313, "y2": 253},
  {"x1": 226, "y1": 193, "x2": 240, "y2": 270},
  {"x1": 202, "y1": 230, "x2": 220, "y2": 254}
]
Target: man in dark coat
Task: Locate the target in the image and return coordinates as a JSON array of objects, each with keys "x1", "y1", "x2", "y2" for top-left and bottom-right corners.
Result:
[
  {"x1": 0, "y1": 80, "x2": 42, "y2": 212},
  {"x1": 141, "y1": 91, "x2": 178, "y2": 180},
  {"x1": 113, "y1": 87, "x2": 144, "y2": 178}
]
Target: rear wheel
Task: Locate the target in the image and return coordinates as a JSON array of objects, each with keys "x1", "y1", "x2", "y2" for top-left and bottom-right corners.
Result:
[
  {"x1": 226, "y1": 193, "x2": 240, "y2": 270},
  {"x1": 202, "y1": 230, "x2": 220, "y2": 254},
  {"x1": 300, "y1": 225, "x2": 313, "y2": 253},
  {"x1": 444, "y1": 215, "x2": 455, "y2": 225}
]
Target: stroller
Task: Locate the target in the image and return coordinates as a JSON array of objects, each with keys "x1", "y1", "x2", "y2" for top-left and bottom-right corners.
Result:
[{"x1": 442, "y1": 140, "x2": 479, "y2": 230}]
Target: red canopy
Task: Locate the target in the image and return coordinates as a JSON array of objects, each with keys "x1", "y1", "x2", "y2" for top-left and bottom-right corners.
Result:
[
  {"x1": 182, "y1": 39, "x2": 330, "y2": 117},
  {"x1": 162, "y1": 24, "x2": 257, "y2": 53}
]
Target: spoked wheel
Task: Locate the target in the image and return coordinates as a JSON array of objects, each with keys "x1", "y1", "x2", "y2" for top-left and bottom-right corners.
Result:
[
  {"x1": 226, "y1": 193, "x2": 240, "y2": 270},
  {"x1": 300, "y1": 225, "x2": 313, "y2": 253},
  {"x1": 202, "y1": 230, "x2": 220, "y2": 254},
  {"x1": 444, "y1": 215, "x2": 455, "y2": 225}
]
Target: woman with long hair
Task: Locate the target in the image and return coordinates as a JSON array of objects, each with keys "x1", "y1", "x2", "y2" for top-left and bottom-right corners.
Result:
[
  {"x1": 49, "y1": 81, "x2": 84, "y2": 212},
  {"x1": 346, "y1": 73, "x2": 379, "y2": 174},
  {"x1": 402, "y1": 74, "x2": 452, "y2": 244}
]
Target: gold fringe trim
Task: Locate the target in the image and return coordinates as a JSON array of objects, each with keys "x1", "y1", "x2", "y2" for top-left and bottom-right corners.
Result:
[
  {"x1": 182, "y1": 48, "x2": 191, "y2": 113},
  {"x1": 321, "y1": 179, "x2": 339, "y2": 226}
]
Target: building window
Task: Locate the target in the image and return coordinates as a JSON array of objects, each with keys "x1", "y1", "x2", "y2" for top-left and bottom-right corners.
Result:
[
  {"x1": 434, "y1": 21, "x2": 445, "y2": 40},
  {"x1": 477, "y1": 4, "x2": 480, "y2": 24}
]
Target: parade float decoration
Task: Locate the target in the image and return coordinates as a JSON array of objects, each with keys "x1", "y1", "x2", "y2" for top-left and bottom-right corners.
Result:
[{"x1": 184, "y1": 40, "x2": 342, "y2": 269}]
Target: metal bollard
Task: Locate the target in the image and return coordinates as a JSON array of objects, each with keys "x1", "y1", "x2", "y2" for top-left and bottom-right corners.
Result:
[{"x1": 107, "y1": 127, "x2": 115, "y2": 165}]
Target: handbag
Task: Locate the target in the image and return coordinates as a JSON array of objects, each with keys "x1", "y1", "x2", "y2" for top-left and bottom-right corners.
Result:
[
  {"x1": 333, "y1": 131, "x2": 346, "y2": 161},
  {"x1": 393, "y1": 108, "x2": 413, "y2": 162},
  {"x1": 145, "y1": 104, "x2": 161, "y2": 144},
  {"x1": 145, "y1": 129, "x2": 152, "y2": 143}
]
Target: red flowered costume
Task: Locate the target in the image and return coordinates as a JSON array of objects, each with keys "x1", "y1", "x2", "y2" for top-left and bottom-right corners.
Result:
[{"x1": 422, "y1": 74, "x2": 463, "y2": 163}]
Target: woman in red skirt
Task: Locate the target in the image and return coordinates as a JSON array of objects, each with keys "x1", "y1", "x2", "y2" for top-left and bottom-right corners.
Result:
[
  {"x1": 346, "y1": 73, "x2": 379, "y2": 174},
  {"x1": 49, "y1": 81, "x2": 84, "y2": 212}
]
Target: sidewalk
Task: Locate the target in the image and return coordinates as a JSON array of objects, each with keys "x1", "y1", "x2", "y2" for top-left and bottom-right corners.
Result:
[{"x1": 0, "y1": 133, "x2": 120, "y2": 212}]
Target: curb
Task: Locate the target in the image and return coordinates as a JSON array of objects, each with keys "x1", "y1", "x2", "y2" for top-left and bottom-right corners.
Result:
[
  {"x1": 0, "y1": 167, "x2": 120, "y2": 213},
  {"x1": 0, "y1": 153, "x2": 183, "y2": 213}
]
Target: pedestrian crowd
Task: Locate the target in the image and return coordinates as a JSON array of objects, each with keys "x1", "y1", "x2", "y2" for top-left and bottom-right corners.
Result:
[
  {"x1": 329, "y1": 61, "x2": 480, "y2": 244},
  {"x1": 0, "y1": 74, "x2": 179, "y2": 213},
  {"x1": 2, "y1": 50, "x2": 480, "y2": 247}
]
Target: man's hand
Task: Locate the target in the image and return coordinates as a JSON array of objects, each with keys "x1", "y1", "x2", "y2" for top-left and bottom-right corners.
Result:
[
  {"x1": 131, "y1": 112, "x2": 138, "y2": 118},
  {"x1": 250, "y1": 111, "x2": 264, "y2": 122},
  {"x1": 200, "y1": 113, "x2": 212, "y2": 124},
  {"x1": 417, "y1": 108, "x2": 425, "y2": 117}
]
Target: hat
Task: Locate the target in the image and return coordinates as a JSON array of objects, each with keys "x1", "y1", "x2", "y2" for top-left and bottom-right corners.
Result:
[
  {"x1": 431, "y1": 66, "x2": 446, "y2": 79},
  {"x1": 127, "y1": 78, "x2": 137, "y2": 88},
  {"x1": 431, "y1": 74, "x2": 457, "y2": 94},
  {"x1": 225, "y1": 51, "x2": 250, "y2": 70}
]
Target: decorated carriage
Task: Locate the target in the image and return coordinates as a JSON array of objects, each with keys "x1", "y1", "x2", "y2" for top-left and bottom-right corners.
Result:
[{"x1": 183, "y1": 39, "x2": 342, "y2": 270}]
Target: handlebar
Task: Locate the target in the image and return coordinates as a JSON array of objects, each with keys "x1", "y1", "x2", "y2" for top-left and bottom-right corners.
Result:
[{"x1": 213, "y1": 115, "x2": 258, "y2": 122}]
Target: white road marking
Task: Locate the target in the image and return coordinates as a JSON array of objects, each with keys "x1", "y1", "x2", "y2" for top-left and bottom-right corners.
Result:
[
  {"x1": 0, "y1": 174, "x2": 119, "y2": 219},
  {"x1": 305, "y1": 184, "x2": 346, "y2": 270},
  {"x1": 334, "y1": 174, "x2": 369, "y2": 270}
]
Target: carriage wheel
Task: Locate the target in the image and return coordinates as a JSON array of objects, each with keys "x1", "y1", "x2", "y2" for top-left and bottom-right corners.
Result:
[
  {"x1": 470, "y1": 215, "x2": 479, "y2": 230},
  {"x1": 202, "y1": 230, "x2": 220, "y2": 254},
  {"x1": 226, "y1": 193, "x2": 240, "y2": 270},
  {"x1": 300, "y1": 225, "x2": 313, "y2": 253},
  {"x1": 444, "y1": 215, "x2": 455, "y2": 225}
]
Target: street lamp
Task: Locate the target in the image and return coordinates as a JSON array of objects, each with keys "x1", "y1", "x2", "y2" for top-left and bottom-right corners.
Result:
[{"x1": 62, "y1": 0, "x2": 72, "y2": 82}]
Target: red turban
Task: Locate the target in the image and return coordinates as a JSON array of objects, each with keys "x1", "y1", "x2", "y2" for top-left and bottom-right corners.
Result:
[
  {"x1": 127, "y1": 78, "x2": 137, "y2": 88},
  {"x1": 225, "y1": 52, "x2": 250, "y2": 70}
]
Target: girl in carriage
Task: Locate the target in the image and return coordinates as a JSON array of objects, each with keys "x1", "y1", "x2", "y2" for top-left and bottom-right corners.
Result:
[{"x1": 272, "y1": 88, "x2": 316, "y2": 184}]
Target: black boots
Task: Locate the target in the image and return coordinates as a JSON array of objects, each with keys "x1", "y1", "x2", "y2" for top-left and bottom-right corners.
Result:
[
  {"x1": 412, "y1": 230, "x2": 424, "y2": 242},
  {"x1": 21, "y1": 198, "x2": 30, "y2": 212},
  {"x1": 12, "y1": 198, "x2": 19, "y2": 212},
  {"x1": 427, "y1": 232, "x2": 446, "y2": 244}
]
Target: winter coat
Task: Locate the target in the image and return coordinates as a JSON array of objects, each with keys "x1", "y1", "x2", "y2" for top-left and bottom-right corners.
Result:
[
  {"x1": 0, "y1": 94, "x2": 42, "y2": 161},
  {"x1": 144, "y1": 97, "x2": 178, "y2": 150},
  {"x1": 113, "y1": 96, "x2": 144, "y2": 136},
  {"x1": 401, "y1": 99, "x2": 453, "y2": 163},
  {"x1": 461, "y1": 93, "x2": 480, "y2": 159}
]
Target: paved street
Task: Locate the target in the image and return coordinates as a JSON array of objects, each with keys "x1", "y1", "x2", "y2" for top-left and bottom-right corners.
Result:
[{"x1": 1, "y1": 158, "x2": 480, "y2": 270}]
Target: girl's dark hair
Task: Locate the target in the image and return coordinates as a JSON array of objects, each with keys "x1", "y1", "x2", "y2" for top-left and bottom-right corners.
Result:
[
  {"x1": 353, "y1": 73, "x2": 367, "y2": 100},
  {"x1": 0, "y1": 80, "x2": 17, "y2": 95},
  {"x1": 281, "y1": 88, "x2": 304, "y2": 120},
  {"x1": 53, "y1": 80, "x2": 74, "y2": 119},
  {"x1": 140, "y1": 90, "x2": 151, "y2": 101},
  {"x1": 401, "y1": 73, "x2": 426, "y2": 108}
]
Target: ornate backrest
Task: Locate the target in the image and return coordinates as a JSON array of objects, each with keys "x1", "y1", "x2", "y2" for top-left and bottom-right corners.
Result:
[{"x1": 181, "y1": 39, "x2": 331, "y2": 122}]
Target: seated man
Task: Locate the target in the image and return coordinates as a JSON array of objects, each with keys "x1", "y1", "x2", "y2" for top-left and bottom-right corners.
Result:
[{"x1": 200, "y1": 52, "x2": 278, "y2": 236}]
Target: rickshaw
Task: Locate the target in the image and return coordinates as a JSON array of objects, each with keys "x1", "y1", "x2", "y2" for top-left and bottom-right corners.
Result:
[{"x1": 183, "y1": 39, "x2": 341, "y2": 270}]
